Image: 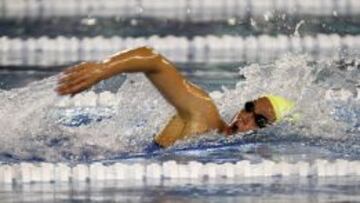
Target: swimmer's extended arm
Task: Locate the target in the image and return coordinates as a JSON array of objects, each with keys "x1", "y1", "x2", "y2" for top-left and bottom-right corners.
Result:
[{"x1": 56, "y1": 46, "x2": 213, "y2": 117}]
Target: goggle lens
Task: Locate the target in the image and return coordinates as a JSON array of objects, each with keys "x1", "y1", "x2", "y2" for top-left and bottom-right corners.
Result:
[{"x1": 244, "y1": 101, "x2": 268, "y2": 128}]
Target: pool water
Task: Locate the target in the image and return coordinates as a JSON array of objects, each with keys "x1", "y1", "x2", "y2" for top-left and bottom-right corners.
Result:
[
  {"x1": 0, "y1": 58, "x2": 360, "y2": 202},
  {"x1": 1, "y1": 1, "x2": 360, "y2": 202}
]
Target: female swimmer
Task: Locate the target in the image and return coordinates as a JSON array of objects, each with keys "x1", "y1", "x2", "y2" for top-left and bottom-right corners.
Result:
[{"x1": 56, "y1": 46, "x2": 294, "y2": 147}]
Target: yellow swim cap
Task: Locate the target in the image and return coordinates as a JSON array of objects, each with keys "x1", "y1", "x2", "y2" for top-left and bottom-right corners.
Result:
[{"x1": 265, "y1": 95, "x2": 295, "y2": 122}]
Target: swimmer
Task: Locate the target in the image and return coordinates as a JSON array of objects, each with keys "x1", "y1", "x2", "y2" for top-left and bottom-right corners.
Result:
[{"x1": 56, "y1": 46, "x2": 294, "y2": 148}]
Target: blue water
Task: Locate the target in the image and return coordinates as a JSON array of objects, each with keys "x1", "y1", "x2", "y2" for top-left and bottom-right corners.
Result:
[
  {"x1": 1, "y1": 62, "x2": 359, "y2": 165},
  {"x1": 1, "y1": 62, "x2": 360, "y2": 203}
]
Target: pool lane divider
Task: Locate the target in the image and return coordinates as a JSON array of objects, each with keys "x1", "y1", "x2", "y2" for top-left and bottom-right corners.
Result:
[
  {"x1": 0, "y1": 159, "x2": 360, "y2": 184},
  {"x1": 0, "y1": 0, "x2": 359, "y2": 20},
  {"x1": 0, "y1": 34, "x2": 360, "y2": 67}
]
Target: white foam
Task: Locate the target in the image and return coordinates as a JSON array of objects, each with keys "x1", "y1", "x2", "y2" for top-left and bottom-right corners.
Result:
[{"x1": 98, "y1": 91, "x2": 118, "y2": 106}]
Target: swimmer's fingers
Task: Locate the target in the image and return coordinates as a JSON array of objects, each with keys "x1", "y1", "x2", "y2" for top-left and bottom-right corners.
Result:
[
  {"x1": 59, "y1": 67, "x2": 94, "y2": 83},
  {"x1": 59, "y1": 80, "x2": 92, "y2": 96},
  {"x1": 57, "y1": 62, "x2": 104, "y2": 96},
  {"x1": 57, "y1": 73, "x2": 102, "y2": 96},
  {"x1": 58, "y1": 70, "x2": 89, "y2": 85},
  {"x1": 56, "y1": 75, "x2": 89, "y2": 95}
]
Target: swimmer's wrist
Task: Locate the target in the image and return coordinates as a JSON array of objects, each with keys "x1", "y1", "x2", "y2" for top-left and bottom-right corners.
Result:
[{"x1": 96, "y1": 61, "x2": 114, "y2": 80}]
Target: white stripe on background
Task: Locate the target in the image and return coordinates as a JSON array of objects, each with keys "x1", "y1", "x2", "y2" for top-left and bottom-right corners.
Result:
[
  {"x1": 1, "y1": 0, "x2": 359, "y2": 20},
  {"x1": 1, "y1": 159, "x2": 360, "y2": 183},
  {"x1": 0, "y1": 34, "x2": 359, "y2": 67}
]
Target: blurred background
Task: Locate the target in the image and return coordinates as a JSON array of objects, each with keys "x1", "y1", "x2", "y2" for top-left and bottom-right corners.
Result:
[
  {"x1": 0, "y1": 0, "x2": 359, "y2": 91},
  {"x1": 0, "y1": 1, "x2": 360, "y2": 202}
]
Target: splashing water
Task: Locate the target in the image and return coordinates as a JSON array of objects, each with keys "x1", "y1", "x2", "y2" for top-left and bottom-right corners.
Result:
[
  {"x1": 0, "y1": 55, "x2": 359, "y2": 162},
  {"x1": 215, "y1": 55, "x2": 359, "y2": 139}
]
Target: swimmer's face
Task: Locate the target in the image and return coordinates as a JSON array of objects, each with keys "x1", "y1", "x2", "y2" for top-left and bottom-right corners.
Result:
[{"x1": 227, "y1": 97, "x2": 276, "y2": 134}]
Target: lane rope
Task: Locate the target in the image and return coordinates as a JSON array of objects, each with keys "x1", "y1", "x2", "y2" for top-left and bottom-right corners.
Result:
[
  {"x1": 1, "y1": 159, "x2": 360, "y2": 183},
  {"x1": 1, "y1": 34, "x2": 359, "y2": 66}
]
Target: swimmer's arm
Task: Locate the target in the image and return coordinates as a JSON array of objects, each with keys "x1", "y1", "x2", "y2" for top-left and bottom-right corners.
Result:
[{"x1": 57, "y1": 46, "x2": 212, "y2": 117}]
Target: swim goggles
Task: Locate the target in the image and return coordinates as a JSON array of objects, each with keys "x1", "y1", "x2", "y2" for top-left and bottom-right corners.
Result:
[{"x1": 244, "y1": 101, "x2": 269, "y2": 128}]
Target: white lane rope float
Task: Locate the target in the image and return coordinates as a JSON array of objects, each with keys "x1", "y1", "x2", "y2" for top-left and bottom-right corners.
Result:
[
  {"x1": 0, "y1": 159, "x2": 360, "y2": 184},
  {"x1": 1, "y1": 34, "x2": 359, "y2": 66}
]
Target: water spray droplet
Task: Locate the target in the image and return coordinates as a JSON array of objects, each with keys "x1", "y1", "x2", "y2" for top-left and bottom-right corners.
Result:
[{"x1": 227, "y1": 17, "x2": 237, "y2": 26}]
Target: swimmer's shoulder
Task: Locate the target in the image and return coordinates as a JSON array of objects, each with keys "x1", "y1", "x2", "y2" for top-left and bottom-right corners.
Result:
[
  {"x1": 157, "y1": 112, "x2": 224, "y2": 147},
  {"x1": 155, "y1": 108, "x2": 225, "y2": 148},
  {"x1": 180, "y1": 97, "x2": 227, "y2": 138}
]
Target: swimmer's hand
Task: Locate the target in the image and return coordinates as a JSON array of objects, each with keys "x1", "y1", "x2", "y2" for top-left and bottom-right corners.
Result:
[{"x1": 56, "y1": 62, "x2": 105, "y2": 96}]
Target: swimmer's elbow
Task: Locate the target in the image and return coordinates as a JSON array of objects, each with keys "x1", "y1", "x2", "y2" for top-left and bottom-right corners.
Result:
[
  {"x1": 154, "y1": 134, "x2": 177, "y2": 148},
  {"x1": 137, "y1": 46, "x2": 160, "y2": 57}
]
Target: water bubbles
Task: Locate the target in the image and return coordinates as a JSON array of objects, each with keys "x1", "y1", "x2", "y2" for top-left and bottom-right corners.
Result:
[
  {"x1": 80, "y1": 17, "x2": 97, "y2": 26},
  {"x1": 263, "y1": 11, "x2": 273, "y2": 21},
  {"x1": 136, "y1": 6, "x2": 144, "y2": 15},
  {"x1": 250, "y1": 18, "x2": 257, "y2": 28},
  {"x1": 294, "y1": 20, "x2": 305, "y2": 37},
  {"x1": 130, "y1": 18, "x2": 138, "y2": 26},
  {"x1": 186, "y1": 7, "x2": 191, "y2": 15},
  {"x1": 227, "y1": 17, "x2": 236, "y2": 26},
  {"x1": 332, "y1": 10, "x2": 338, "y2": 17}
]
